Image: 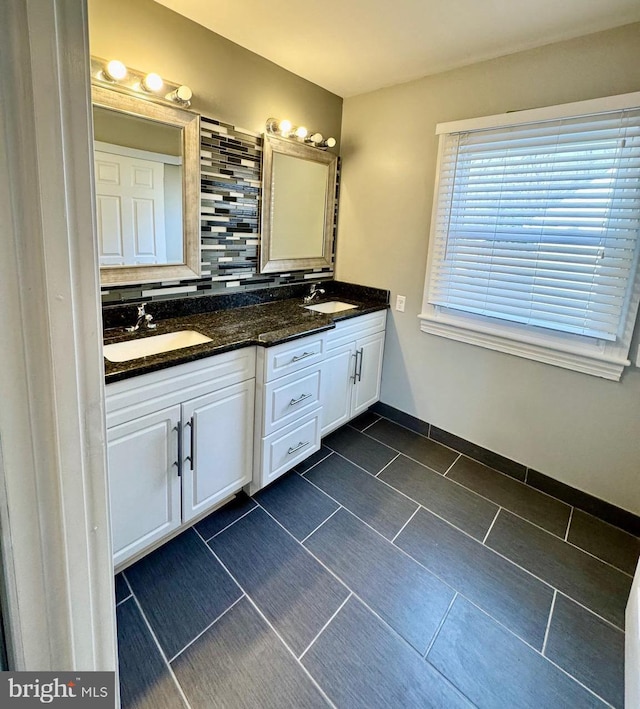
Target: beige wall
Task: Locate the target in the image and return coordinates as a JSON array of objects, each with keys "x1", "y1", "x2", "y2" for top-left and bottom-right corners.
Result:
[
  {"x1": 337, "y1": 23, "x2": 640, "y2": 514},
  {"x1": 88, "y1": 0, "x2": 342, "y2": 144}
]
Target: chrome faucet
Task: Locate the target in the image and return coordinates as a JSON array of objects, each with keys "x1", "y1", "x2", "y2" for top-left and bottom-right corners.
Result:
[
  {"x1": 303, "y1": 283, "x2": 326, "y2": 305},
  {"x1": 126, "y1": 303, "x2": 157, "y2": 332}
]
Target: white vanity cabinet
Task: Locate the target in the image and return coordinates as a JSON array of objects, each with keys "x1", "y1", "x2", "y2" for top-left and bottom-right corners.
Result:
[
  {"x1": 321, "y1": 310, "x2": 386, "y2": 436},
  {"x1": 252, "y1": 333, "x2": 324, "y2": 492},
  {"x1": 105, "y1": 347, "x2": 255, "y2": 567}
]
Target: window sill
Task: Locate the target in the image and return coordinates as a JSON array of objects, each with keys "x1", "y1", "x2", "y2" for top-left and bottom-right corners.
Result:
[{"x1": 418, "y1": 311, "x2": 630, "y2": 381}]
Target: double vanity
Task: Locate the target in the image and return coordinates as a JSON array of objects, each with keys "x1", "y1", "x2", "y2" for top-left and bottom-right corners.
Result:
[{"x1": 103, "y1": 284, "x2": 388, "y2": 569}]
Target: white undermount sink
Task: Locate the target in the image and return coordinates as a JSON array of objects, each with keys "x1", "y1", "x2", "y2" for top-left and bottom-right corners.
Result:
[
  {"x1": 104, "y1": 330, "x2": 213, "y2": 363},
  {"x1": 304, "y1": 301, "x2": 358, "y2": 314}
]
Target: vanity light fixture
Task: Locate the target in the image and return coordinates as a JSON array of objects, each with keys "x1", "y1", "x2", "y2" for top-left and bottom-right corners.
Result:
[
  {"x1": 102, "y1": 59, "x2": 127, "y2": 82},
  {"x1": 91, "y1": 56, "x2": 193, "y2": 108},
  {"x1": 266, "y1": 118, "x2": 335, "y2": 150}
]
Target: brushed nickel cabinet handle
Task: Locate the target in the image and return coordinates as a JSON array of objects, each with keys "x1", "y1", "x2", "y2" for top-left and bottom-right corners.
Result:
[
  {"x1": 291, "y1": 351, "x2": 315, "y2": 363},
  {"x1": 173, "y1": 422, "x2": 182, "y2": 477},
  {"x1": 289, "y1": 393, "x2": 312, "y2": 406},
  {"x1": 287, "y1": 440, "x2": 310, "y2": 455},
  {"x1": 357, "y1": 347, "x2": 364, "y2": 382},
  {"x1": 185, "y1": 418, "x2": 194, "y2": 470}
]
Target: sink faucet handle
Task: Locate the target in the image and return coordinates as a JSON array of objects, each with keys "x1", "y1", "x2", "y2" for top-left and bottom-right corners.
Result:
[
  {"x1": 145, "y1": 312, "x2": 157, "y2": 330},
  {"x1": 137, "y1": 302, "x2": 148, "y2": 315}
]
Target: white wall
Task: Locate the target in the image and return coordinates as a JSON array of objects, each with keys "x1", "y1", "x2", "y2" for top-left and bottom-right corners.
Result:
[{"x1": 337, "y1": 23, "x2": 640, "y2": 514}]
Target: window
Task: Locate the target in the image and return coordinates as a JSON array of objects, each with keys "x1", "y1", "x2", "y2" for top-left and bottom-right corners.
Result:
[{"x1": 420, "y1": 93, "x2": 640, "y2": 380}]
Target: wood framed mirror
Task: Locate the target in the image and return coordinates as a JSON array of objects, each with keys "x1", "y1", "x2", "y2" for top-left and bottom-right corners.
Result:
[
  {"x1": 260, "y1": 134, "x2": 338, "y2": 273},
  {"x1": 92, "y1": 86, "x2": 200, "y2": 286}
]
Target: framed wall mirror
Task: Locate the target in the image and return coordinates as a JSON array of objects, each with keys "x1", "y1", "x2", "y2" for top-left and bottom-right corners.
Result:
[
  {"x1": 260, "y1": 134, "x2": 338, "y2": 273},
  {"x1": 92, "y1": 86, "x2": 201, "y2": 286}
]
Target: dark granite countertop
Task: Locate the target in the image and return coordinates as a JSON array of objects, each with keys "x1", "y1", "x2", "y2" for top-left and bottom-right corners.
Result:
[{"x1": 104, "y1": 292, "x2": 389, "y2": 384}]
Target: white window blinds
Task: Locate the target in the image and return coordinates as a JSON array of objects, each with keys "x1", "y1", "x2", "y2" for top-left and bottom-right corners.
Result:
[{"x1": 427, "y1": 108, "x2": 640, "y2": 341}]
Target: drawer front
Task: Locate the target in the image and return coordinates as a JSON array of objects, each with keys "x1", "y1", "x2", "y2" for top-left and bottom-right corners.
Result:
[
  {"x1": 263, "y1": 366, "x2": 322, "y2": 436},
  {"x1": 326, "y1": 310, "x2": 387, "y2": 350},
  {"x1": 260, "y1": 409, "x2": 321, "y2": 486},
  {"x1": 264, "y1": 334, "x2": 324, "y2": 382}
]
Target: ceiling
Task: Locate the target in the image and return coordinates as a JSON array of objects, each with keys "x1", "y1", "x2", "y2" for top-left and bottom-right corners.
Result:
[{"x1": 154, "y1": 0, "x2": 640, "y2": 98}]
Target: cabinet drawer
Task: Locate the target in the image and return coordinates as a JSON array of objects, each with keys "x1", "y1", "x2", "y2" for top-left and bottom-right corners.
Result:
[
  {"x1": 263, "y1": 366, "x2": 322, "y2": 436},
  {"x1": 263, "y1": 334, "x2": 324, "y2": 382},
  {"x1": 326, "y1": 310, "x2": 387, "y2": 350},
  {"x1": 260, "y1": 409, "x2": 321, "y2": 486}
]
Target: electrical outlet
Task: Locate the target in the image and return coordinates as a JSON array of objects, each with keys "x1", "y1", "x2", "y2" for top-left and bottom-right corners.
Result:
[{"x1": 395, "y1": 295, "x2": 406, "y2": 312}]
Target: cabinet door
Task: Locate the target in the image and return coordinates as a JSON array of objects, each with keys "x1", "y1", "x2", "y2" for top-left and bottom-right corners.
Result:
[
  {"x1": 181, "y1": 380, "x2": 255, "y2": 523},
  {"x1": 107, "y1": 405, "x2": 181, "y2": 567},
  {"x1": 320, "y1": 342, "x2": 356, "y2": 436},
  {"x1": 352, "y1": 331, "x2": 385, "y2": 416}
]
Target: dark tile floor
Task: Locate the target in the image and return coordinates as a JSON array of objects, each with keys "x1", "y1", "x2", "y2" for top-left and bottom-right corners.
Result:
[{"x1": 115, "y1": 411, "x2": 639, "y2": 709}]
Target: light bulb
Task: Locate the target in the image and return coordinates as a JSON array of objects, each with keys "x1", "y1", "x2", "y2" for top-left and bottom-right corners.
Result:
[
  {"x1": 309, "y1": 133, "x2": 323, "y2": 144},
  {"x1": 324, "y1": 137, "x2": 337, "y2": 148},
  {"x1": 295, "y1": 126, "x2": 308, "y2": 139},
  {"x1": 167, "y1": 85, "x2": 193, "y2": 103},
  {"x1": 279, "y1": 119, "x2": 292, "y2": 135},
  {"x1": 142, "y1": 73, "x2": 164, "y2": 92},
  {"x1": 104, "y1": 59, "x2": 127, "y2": 81},
  {"x1": 175, "y1": 85, "x2": 192, "y2": 102}
]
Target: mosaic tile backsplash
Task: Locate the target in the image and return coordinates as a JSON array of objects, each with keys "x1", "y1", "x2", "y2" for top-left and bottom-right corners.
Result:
[{"x1": 101, "y1": 116, "x2": 338, "y2": 304}]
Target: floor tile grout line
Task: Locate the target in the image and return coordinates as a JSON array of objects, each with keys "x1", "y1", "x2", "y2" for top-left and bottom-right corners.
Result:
[
  {"x1": 391, "y1": 507, "x2": 420, "y2": 543},
  {"x1": 541, "y1": 590, "x2": 557, "y2": 656},
  {"x1": 369, "y1": 456, "x2": 634, "y2": 574},
  {"x1": 168, "y1": 594, "x2": 245, "y2": 664},
  {"x1": 404, "y1": 501, "x2": 628, "y2": 631},
  {"x1": 115, "y1": 594, "x2": 132, "y2": 608},
  {"x1": 195, "y1": 527, "x2": 338, "y2": 709},
  {"x1": 423, "y1": 592, "x2": 458, "y2": 659},
  {"x1": 356, "y1": 426, "x2": 459, "y2": 472},
  {"x1": 376, "y1": 413, "x2": 638, "y2": 544},
  {"x1": 373, "y1": 414, "x2": 442, "y2": 446},
  {"x1": 482, "y1": 508, "x2": 501, "y2": 544},
  {"x1": 298, "y1": 592, "x2": 353, "y2": 661},
  {"x1": 210, "y1": 491, "x2": 619, "y2": 705},
  {"x1": 376, "y1": 413, "x2": 531, "y2": 487},
  {"x1": 253, "y1": 498, "x2": 453, "y2": 660},
  {"x1": 121, "y1": 573, "x2": 133, "y2": 596},
  {"x1": 202, "y1": 505, "x2": 258, "y2": 543},
  {"x1": 123, "y1": 574, "x2": 195, "y2": 709},
  {"x1": 374, "y1": 452, "x2": 401, "y2": 477},
  {"x1": 375, "y1": 412, "x2": 573, "y2": 506},
  {"x1": 300, "y1": 463, "x2": 627, "y2": 631},
  {"x1": 553, "y1": 590, "x2": 625, "y2": 635},
  {"x1": 300, "y1": 507, "x2": 342, "y2": 544},
  {"x1": 296, "y1": 449, "x2": 335, "y2": 476},
  {"x1": 441, "y1": 453, "x2": 462, "y2": 477},
  {"x1": 322, "y1": 444, "x2": 395, "y2": 479},
  {"x1": 356, "y1": 415, "x2": 381, "y2": 432},
  {"x1": 256, "y1": 485, "x2": 616, "y2": 704},
  {"x1": 257, "y1": 488, "x2": 615, "y2": 702},
  {"x1": 564, "y1": 507, "x2": 575, "y2": 542}
]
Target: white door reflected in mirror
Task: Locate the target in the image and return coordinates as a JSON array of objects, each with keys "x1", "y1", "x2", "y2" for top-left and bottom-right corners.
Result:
[{"x1": 91, "y1": 86, "x2": 201, "y2": 287}]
